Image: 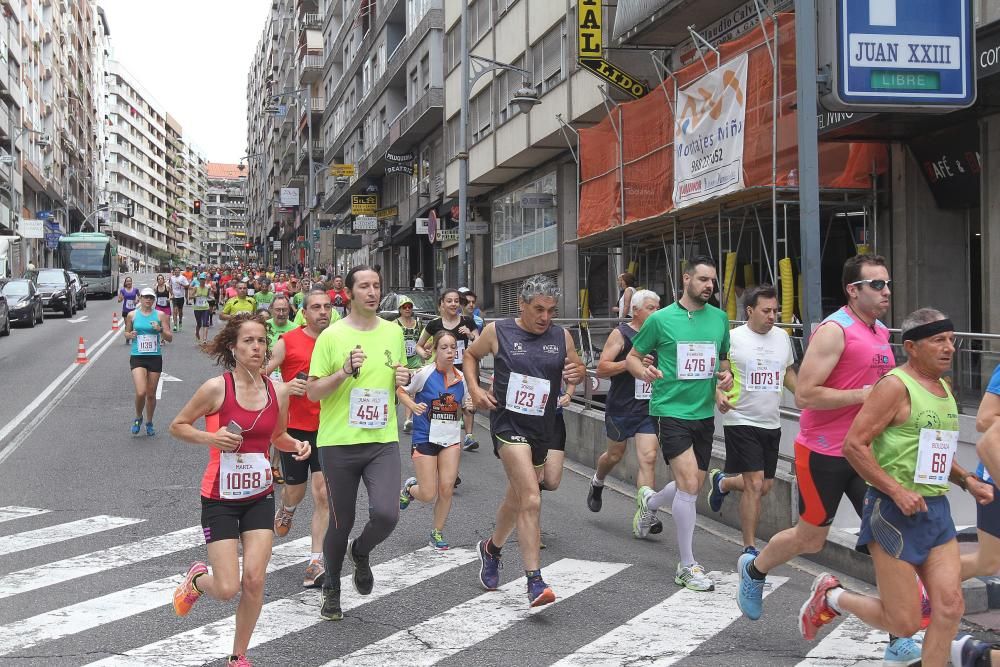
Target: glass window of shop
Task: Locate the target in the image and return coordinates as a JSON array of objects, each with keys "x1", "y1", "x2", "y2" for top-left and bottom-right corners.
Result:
[{"x1": 492, "y1": 171, "x2": 557, "y2": 267}]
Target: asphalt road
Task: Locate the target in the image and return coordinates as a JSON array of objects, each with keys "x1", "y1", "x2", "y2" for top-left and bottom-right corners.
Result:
[{"x1": 0, "y1": 282, "x2": 996, "y2": 666}]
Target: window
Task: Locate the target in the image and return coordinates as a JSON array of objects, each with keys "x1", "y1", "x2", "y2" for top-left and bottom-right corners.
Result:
[
  {"x1": 406, "y1": 0, "x2": 432, "y2": 34},
  {"x1": 530, "y1": 22, "x2": 565, "y2": 95},
  {"x1": 469, "y1": 87, "x2": 492, "y2": 143},
  {"x1": 445, "y1": 27, "x2": 460, "y2": 72},
  {"x1": 492, "y1": 171, "x2": 558, "y2": 266},
  {"x1": 470, "y1": 0, "x2": 491, "y2": 44},
  {"x1": 409, "y1": 66, "x2": 419, "y2": 103},
  {"x1": 420, "y1": 54, "x2": 430, "y2": 91},
  {"x1": 493, "y1": 0, "x2": 518, "y2": 15},
  {"x1": 496, "y1": 56, "x2": 525, "y2": 126},
  {"x1": 445, "y1": 116, "x2": 460, "y2": 160}
]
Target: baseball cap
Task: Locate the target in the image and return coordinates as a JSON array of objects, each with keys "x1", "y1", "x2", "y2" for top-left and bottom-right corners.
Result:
[
  {"x1": 398, "y1": 296, "x2": 414, "y2": 308},
  {"x1": 457, "y1": 286, "x2": 470, "y2": 294},
  {"x1": 199, "y1": 272, "x2": 208, "y2": 279},
  {"x1": 139, "y1": 288, "x2": 156, "y2": 297}
]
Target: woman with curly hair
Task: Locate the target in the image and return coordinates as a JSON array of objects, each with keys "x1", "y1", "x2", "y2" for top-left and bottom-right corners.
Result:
[{"x1": 168, "y1": 312, "x2": 311, "y2": 667}]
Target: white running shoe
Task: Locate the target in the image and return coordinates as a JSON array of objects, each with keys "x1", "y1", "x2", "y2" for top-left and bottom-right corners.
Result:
[{"x1": 674, "y1": 562, "x2": 715, "y2": 591}]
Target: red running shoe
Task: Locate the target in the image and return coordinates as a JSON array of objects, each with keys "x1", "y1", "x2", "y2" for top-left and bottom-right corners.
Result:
[{"x1": 798, "y1": 572, "x2": 841, "y2": 641}]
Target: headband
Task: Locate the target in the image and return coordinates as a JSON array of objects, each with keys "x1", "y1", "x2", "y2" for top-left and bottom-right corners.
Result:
[{"x1": 901, "y1": 318, "x2": 954, "y2": 343}]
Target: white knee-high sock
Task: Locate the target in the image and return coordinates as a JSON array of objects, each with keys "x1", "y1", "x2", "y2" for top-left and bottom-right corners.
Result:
[
  {"x1": 647, "y1": 481, "x2": 676, "y2": 511},
  {"x1": 674, "y1": 490, "x2": 698, "y2": 567}
]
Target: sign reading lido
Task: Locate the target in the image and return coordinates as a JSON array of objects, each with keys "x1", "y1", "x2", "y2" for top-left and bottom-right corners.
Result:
[
  {"x1": 820, "y1": 0, "x2": 976, "y2": 112},
  {"x1": 577, "y1": 0, "x2": 648, "y2": 99}
]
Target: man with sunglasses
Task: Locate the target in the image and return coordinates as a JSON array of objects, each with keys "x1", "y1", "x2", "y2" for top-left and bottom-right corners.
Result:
[{"x1": 736, "y1": 254, "x2": 923, "y2": 665}]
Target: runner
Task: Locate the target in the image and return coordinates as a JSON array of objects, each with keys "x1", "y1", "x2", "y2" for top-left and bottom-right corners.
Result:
[
  {"x1": 798, "y1": 309, "x2": 989, "y2": 667},
  {"x1": 707, "y1": 285, "x2": 797, "y2": 555},
  {"x1": 169, "y1": 267, "x2": 190, "y2": 332},
  {"x1": 254, "y1": 280, "x2": 275, "y2": 314},
  {"x1": 397, "y1": 296, "x2": 425, "y2": 434},
  {"x1": 118, "y1": 277, "x2": 138, "y2": 345},
  {"x1": 628, "y1": 256, "x2": 732, "y2": 592},
  {"x1": 192, "y1": 274, "x2": 213, "y2": 345},
  {"x1": 266, "y1": 289, "x2": 334, "y2": 587},
  {"x1": 221, "y1": 282, "x2": 257, "y2": 321},
  {"x1": 124, "y1": 288, "x2": 173, "y2": 436},
  {"x1": 327, "y1": 275, "x2": 350, "y2": 318},
  {"x1": 734, "y1": 255, "x2": 923, "y2": 664},
  {"x1": 463, "y1": 274, "x2": 586, "y2": 606},
  {"x1": 459, "y1": 288, "x2": 484, "y2": 332},
  {"x1": 169, "y1": 313, "x2": 311, "y2": 667},
  {"x1": 416, "y1": 289, "x2": 480, "y2": 452},
  {"x1": 397, "y1": 330, "x2": 466, "y2": 550},
  {"x1": 305, "y1": 265, "x2": 411, "y2": 621},
  {"x1": 154, "y1": 274, "x2": 172, "y2": 319},
  {"x1": 266, "y1": 296, "x2": 297, "y2": 350},
  {"x1": 589, "y1": 289, "x2": 662, "y2": 536}
]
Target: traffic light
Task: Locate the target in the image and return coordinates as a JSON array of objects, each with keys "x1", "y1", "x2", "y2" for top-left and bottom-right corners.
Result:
[
  {"x1": 244, "y1": 242, "x2": 252, "y2": 250},
  {"x1": 193, "y1": 199, "x2": 202, "y2": 214}
]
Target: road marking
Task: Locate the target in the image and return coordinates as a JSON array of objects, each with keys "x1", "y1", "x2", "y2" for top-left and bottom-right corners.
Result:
[
  {"x1": 68, "y1": 315, "x2": 89, "y2": 323},
  {"x1": 155, "y1": 372, "x2": 182, "y2": 400},
  {"x1": 0, "y1": 515, "x2": 143, "y2": 557},
  {"x1": 321, "y1": 557, "x2": 630, "y2": 667},
  {"x1": 795, "y1": 615, "x2": 886, "y2": 666},
  {"x1": 552, "y1": 572, "x2": 789, "y2": 666},
  {"x1": 0, "y1": 506, "x2": 49, "y2": 524},
  {"x1": 0, "y1": 327, "x2": 121, "y2": 465},
  {"x1": 0, "y1": 526, "x2": 204, "y2": 600},
  {"x1": 86, "y1": 546, "x2": 478, "y2": 666},
  {"x1": 0, "y1": 537, "x2": 311, "y2": 657}
]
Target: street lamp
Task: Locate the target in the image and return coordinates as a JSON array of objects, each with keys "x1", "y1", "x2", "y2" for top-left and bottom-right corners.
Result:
[{"x1": 458, "y1": 18, "x2": 540, "y2": 287}]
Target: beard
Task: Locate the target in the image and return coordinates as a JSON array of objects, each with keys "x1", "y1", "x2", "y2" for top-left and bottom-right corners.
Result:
[{"x1": 687, "y1": 287, "x2": 712, "y2": 305}]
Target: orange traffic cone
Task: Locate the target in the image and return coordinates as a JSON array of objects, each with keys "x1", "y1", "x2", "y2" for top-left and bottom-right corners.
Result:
[
  {"x1": 111, "y1": 312, "x2": 119, "y2": 331},
  {"x1": 75, "y1": 336, "x2": 89, "y2": 364}
]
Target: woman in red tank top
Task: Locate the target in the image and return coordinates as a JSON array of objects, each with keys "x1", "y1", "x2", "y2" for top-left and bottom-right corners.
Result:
[{"x1": 168, "y1": 313, "x2": 311, "y2": 667}]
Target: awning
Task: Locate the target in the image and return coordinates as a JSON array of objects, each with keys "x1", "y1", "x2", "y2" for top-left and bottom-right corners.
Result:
[{"x1": 612, "y1": 0, "x2": 752, "y2": 45}]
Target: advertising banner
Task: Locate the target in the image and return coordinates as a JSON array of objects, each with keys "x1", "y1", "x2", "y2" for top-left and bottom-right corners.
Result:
[{"x1": 673, "y1": 53, "x2": 749, "y2": 208}]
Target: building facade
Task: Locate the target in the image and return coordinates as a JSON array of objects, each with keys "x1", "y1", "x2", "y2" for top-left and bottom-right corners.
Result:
[{"x1": 205, "y1": 163, "x2": 248, "y2": 266}]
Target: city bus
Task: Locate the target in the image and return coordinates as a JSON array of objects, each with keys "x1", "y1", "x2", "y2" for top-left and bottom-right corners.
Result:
[{"x1": 56, "y1": 232, "x2": 119, "y2": 297}]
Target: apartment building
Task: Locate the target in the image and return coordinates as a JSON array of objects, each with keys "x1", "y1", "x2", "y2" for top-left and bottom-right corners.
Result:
[
  {"x1": 0, "y1": 0, "x2": 24, "y2": 244},
  {"x1": 205, "y1": 163, "x2": 248, "y2": 266},
  {"x1": 245, "y1": 6, "x2": 276, "y2": 266}
]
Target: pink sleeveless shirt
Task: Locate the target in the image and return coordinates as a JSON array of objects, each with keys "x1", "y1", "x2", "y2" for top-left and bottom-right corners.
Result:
[{"x1": 795, "y1": 306, "x2": 893, "y2": 457}]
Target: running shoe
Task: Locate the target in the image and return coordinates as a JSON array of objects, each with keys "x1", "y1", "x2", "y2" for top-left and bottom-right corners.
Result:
[
  {"x1": 173, "y1": 561, "x2": 208, "y2": 616},
  {"x1": 172, "y1": 324, "x2": 177, "y2": 332},
  {"x1": 227, "y1": 655, "x2": 252, "y2": 667},
  {"x1": 674, "y1": 562, "x2": 715, "y2": 592},
  {"x1": 737, "y1": 552, "x2": 765, "y2": 620},
  {"x1": 130, "y1": 418, "x2": 141, "y2": 435},
  {"x1": 742, "y1": 545, "x2": 760, "y2": 557},
  {"x1": 320, "y1": 586, "x2": 342, "y2": 620},
  {"x1": 302, "y1": 559, "x2": 325, "y2": 588},
  {"x1": 477, "y1": 539, "x2": 502, "y2": 590},
  {"x1": 145, "y1": 422, "x2": 155, "y2": 437},
  {"x1": 952, "y1": 635, "x2": 994, "y2": 667},
  {"x1": 399, "y1": 477, "x2": 417, "y2": 510},
  {"x1": 707, "y1": 468, "x2": 728, "y2": 512},
  {"x1": 348, "y1": 538, "x2": 373, "y2": 595},
  {"x1": 918, "y1": 577, "x2": 931, "y2": 630},
  {"x1": 402, "y1": 418, "x2": 413, "y2": 433},
  {"x1": 632, "y1": 486, "x2": 655, "y2": 539},
  {"x1": 884, "y1": 636, "x2": 922, "y2": 666},
  {"x1": 527, "y1": 575, "x2": 556, "y2": 607},
  {"x1": 798, "y1": 572, "x2": 841, "y2": 640},
  {"x1": 429, "y1": 529, "x2": 449, "y2": 550},
  {"x1": 587, "y1": 482, "x2": 603, "y2": 512},
  {"x1": 463, "y1": 434, "x2": 479, "y2": 451},
  {"x1": 273, "y1": 505, "x2": 295, "y2": 537}
]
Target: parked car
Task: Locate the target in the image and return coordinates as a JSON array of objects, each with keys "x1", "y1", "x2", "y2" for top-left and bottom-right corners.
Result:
[
  {"x1": 0, "y1": 291, "x2": 9, "y2": 336},
  {"x1": 67, "y1": 271, "x2": 88, "y2": 310},
  {"x1": 378, "y1": 290, "x2": 439, "y2": 321},
  {"x1": 0, "y1": 279, "x2": 44, "y2": 327},
  {"x1": 26, "y1": 268, "x2": 77, "y2": 317}
]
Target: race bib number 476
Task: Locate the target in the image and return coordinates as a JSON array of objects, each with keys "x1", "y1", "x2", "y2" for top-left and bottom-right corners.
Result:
[{"x1": 676, "y1": 342, "x2": 716, "y2": 380}]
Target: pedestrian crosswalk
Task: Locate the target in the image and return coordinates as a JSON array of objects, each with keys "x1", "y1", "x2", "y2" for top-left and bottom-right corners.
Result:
[{"x1": 0, "y1": 506, "x2": 898, "y2": 666}]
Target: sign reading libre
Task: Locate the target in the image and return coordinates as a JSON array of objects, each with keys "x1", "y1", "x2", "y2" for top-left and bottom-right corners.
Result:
[{"x1": 577, "y1": 0, "x2": 648, "y2": 99}]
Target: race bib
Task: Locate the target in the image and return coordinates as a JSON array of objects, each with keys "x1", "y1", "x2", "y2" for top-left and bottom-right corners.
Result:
[
  {"x1": 454, "y1": 340, "x2": 466, "y2": 364},
  {"x1": 635, "y1": 378, "x2": 652, "y2": 400},
  {"x1": 248, "y1": 289, "x2": 255, "y2": 296},
  {"x1": 219, "y1": 452, "x2": 272, "y2": 499},
  {"x1": 195, "y1": 296, "x2": 208, "y2": 308},
  {"x1": 505, "y1": 372, "x2": 550, "y2": 416},
  {"x1": 124, "y1": 299, "x2": 135, "y2": 310},
  {"x1": 136, "y1": 334, "x2": 159, "y2": 354},
  {"x1": 745, "y1": 358, "x2": 782, "y2": 392},
  {"x1": 429, "y1": 416, "x2": 462, "y2": 446},
  {"x1": 156, "y1": 296, "x2": 168, "y2": 307},
  {"x1": 349, "y1": 388, "x2": 390, "y2": 428},
  {"x1": 405, "y1": 339, "x2": 417, "y2": 358},
  {"x1": 270, "y1": 369, "x2": 283, "y2": 383},
  {"x1": 676, "y1": 342, "x2": 716, "y2": 380},
  {"x1": 914, "y1": 428, "x2": 959, "y2": 485}
]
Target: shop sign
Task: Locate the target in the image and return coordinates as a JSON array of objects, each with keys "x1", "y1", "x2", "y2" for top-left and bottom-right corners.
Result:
[
  {"x1": 376, "y1": 206, "x2": 398, "y2": 220},
  {"x1": 415, "y1": 217, "x2": 429, "y2": 235},
  {"x1": 353, "y1": 215, "x2": 378, "y2": 231},
  {"x1": 520, "y1": 193, "x2": 556, "y2": 209},
  {"x1": 279, "y1": 188, "x2": 300, "y2": 206},
  {"x1": 437, "y1": 230, "x2": 459, "y2": 242},
  {"x1": 978, "y1": 22, "x2": 1000, "y2": 80},
  {"x1": 351, "y1": 194, "x2": 378, "y2": 215},
  {"x1": 908, "y1": 122, "x2": 981, "y2": 209},
  {"x1": 18, "y1": 219, "x2": 43, "y2": 238},
  {"x1": 329, "y1": 164, "x2": 356, "y2": 177},
  {"x1": 467, "y1": 221, "x2": 489, "y2": 235},
  {"x1": 577, "y1": 0, "x2": 648, "y2": 98}
]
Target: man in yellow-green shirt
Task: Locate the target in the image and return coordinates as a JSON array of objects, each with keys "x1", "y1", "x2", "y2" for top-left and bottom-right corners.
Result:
[{"x1": 219, "y1": 282, "x2": 256, "y2": 321}]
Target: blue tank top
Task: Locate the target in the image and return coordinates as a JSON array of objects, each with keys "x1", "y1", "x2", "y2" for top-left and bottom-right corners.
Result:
[
  {"x1": 131, "y1": 309, "x2": 162, "y2": 356},
  {"x1": 120, "y1": 287, "x2": 138, "y2": 313}
]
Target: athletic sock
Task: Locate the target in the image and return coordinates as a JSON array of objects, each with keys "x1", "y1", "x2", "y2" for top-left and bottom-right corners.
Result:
[
  {"x1": 310, "y1": 552, "x2": 323, "y2": 562},
  {"x1": 826, "y1": 587, "x2": 845, "y2": 614},
  {"x1": 673, "y1": 490, "x2": 697, "y2": 566},
  {"x1": 647, "y1": 481, "x2": 676, "y2": 512},
  {"x1": 592, "y1": 474, "x2": 604, "y2": 487},
  {"x1": 525, "y1": 569, "x2": 541, "y2": 580},
  {"x1": 747, "y1": 560, "x2": 766, "y2": 580},
  {"x1": 191, "y1": 572, "x2": 205, "y2": 594},
  {"x1": 485, "y1": 538, "x2": 502, "y2": 557},
  {"x1": 283, "y1": 503, "x2": 298, "y2": 512}
]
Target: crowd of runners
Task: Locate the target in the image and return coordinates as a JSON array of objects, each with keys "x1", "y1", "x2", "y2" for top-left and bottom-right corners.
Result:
[{"x1": 106, "y1": 257, "x2": 1000, "y2": 666}]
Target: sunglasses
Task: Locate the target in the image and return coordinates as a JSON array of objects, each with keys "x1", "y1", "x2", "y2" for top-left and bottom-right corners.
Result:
[{"x1": 850, "y1": 279, "x2": 892, "y2": 291}]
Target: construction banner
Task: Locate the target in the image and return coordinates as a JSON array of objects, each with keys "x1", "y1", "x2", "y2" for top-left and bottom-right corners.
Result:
[{"x1": 673, "y1": 53, "x2": 748, "y2": 208}]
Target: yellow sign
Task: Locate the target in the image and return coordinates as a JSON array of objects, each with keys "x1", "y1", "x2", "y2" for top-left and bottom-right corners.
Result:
[
  {"x1": 351, "y1": 194, "x2": 378, "y2": 216},
  {"x1": 376, "y1": 206, "x2": 398, "y2": 220},
  {"x1": 330, "y1": 163, "x2": 356, "y2": 177},
  {"x1": 577, "y1": 0, "x2": 648, "y2": 99}
]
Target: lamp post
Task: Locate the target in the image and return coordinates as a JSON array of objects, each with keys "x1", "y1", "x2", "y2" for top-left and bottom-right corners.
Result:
[{"x1": 458, "y1": 10, "x2": 540, "y2": 288}]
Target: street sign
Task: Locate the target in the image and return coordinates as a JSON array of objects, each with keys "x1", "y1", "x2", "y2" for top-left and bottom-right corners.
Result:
[
  {"x1": 427, "y1": 209, "x2": 438, "y2": 243},
  {"x1": 329, "y1": 163, "x2": 356, "y2": 177},
  {"x1": 437, "y1": 230, "x2": 459, "y2": 242},
  {"x1": 36, "y1": 210, "x2": 53, "y2": 220},
  {"x1": 351, "y1": 194, "x2": 377, "y2": 215},
  {"x1": 273, "y1": 240, "x2": 282, "y2": 250},
  {"x1": 313, "y1": 229, "x2": 320, "y2": 241},
  {"x1": 44, "y1": 232, "x2": 60, "y2": 250},
  {"x1": 820, "y1": 0, "x2": 976, "y2": 112},
  {"x1": 467, "y1": 221, "x2": 489, "y2": 235}
]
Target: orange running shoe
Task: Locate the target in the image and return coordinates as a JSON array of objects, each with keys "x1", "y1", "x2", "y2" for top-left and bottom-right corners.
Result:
[
  {"x1": 798, "y1": 572, "x2": 841, "y2": 640},
  {"x1": 273, "y1": 505, "x2": 295, "y2": 537},
  {"x1": 173, "y1": 561, "x2": 208, "y2": 616}
]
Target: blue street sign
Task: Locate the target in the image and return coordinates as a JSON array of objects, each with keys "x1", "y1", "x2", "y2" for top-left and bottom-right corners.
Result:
[
  {"x1": 36, "y1": 210, "x2": 53, "y2": 220},
  {"x1": 44, "y1": 221, "x2": 60, "y2": 231},
  {"x1": 821, "y1": 0, "x2": 976, "y2": 112},
  {"x1": 44, "y1": 232, "x2": 60, "y2": 250}
]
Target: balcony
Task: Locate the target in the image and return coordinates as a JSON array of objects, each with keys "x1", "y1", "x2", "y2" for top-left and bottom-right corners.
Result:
[
  {"x1": 301, "y1": 13, "x2": 322, "y2": 29},
  {"x1": 389, "y1": 87, "x2": 443, "y2": 149},
  {"x1": 298, "y1": 53, "x2": 323, "y2": 84}
]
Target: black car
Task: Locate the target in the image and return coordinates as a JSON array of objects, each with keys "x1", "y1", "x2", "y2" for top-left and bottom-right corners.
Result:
[
  {"x1": 0, "y1": 292, "x2": 9, "y2": 337},
  {"x1": 27, "y1": 268, "x2": 78, "y2": 317},
  {"x1": 0, "y1": 279, "x2": 44, "y2": 327},
  {"x1": 68, "y1": 272, "x2": 88, "y2": 310}
]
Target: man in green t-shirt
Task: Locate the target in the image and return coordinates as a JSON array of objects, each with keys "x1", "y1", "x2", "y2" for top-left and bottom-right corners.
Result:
[
  {"x1": 627, "y1": 255, "x2": 732, "y2": 593},
  {"x1": 266, "y1": 295, "x2": 297, "y2": 350},
  {"x1": 254, "y1": 281, "x2": 276, "y2": 313},
  {"x1": 306, "y1": 266, "x2": 410, "y2": 622},
  {"x1": 220, "y1": 282, "x2": 256, "y2": 321}
]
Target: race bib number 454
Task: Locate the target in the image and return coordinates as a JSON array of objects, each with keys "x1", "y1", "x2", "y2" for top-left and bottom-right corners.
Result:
[{"x1": 349, "y1": 388, "x2": 390, "y2": 428}]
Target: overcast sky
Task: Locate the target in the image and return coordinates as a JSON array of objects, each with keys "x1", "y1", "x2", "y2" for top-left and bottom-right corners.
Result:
[{"x1": 98, "y1": 0, "x2": 273, "y2": 164}]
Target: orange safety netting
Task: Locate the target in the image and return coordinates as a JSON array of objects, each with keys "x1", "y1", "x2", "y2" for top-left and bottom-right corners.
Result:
[{"x1": 578, "y1": 13, "x2": 889, "y2": 240}]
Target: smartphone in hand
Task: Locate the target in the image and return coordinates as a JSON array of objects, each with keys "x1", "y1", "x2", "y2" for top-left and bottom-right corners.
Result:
[{"x1": 226, "y1": 420, "x2": 244, "y2": 435}]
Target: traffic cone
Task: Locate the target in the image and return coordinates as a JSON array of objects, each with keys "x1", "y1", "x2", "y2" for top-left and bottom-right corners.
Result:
[
  {"x1": 75, "y1": 337, "x2": 89, "y2": 364},
  {"x1": 111, "y1": 312, "x2": 119, "y2": 331}
]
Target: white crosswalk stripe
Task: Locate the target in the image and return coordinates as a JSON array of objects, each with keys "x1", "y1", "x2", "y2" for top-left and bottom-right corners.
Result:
[
  {"x1": 86, "y1": 546, "x2": 478, "y2": 666},
  {"x1": 0, "y1": 526, "x2": 204, "y2": 600},
  {"x1": 0, "y1": 515, "x2": 143, "y2": 556},
  {"x1": 552, "y1": 572, "x2": 790, "y2": 666},
  {"x1": 795, "y1": 616, "x2": 886, "y2": 666},
  {"x1": 320, "y1": 558, "x2": 630, "y2": 667},
  {"x1": 0, "y1": 506, "x2": 49, "y2": 524}
]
